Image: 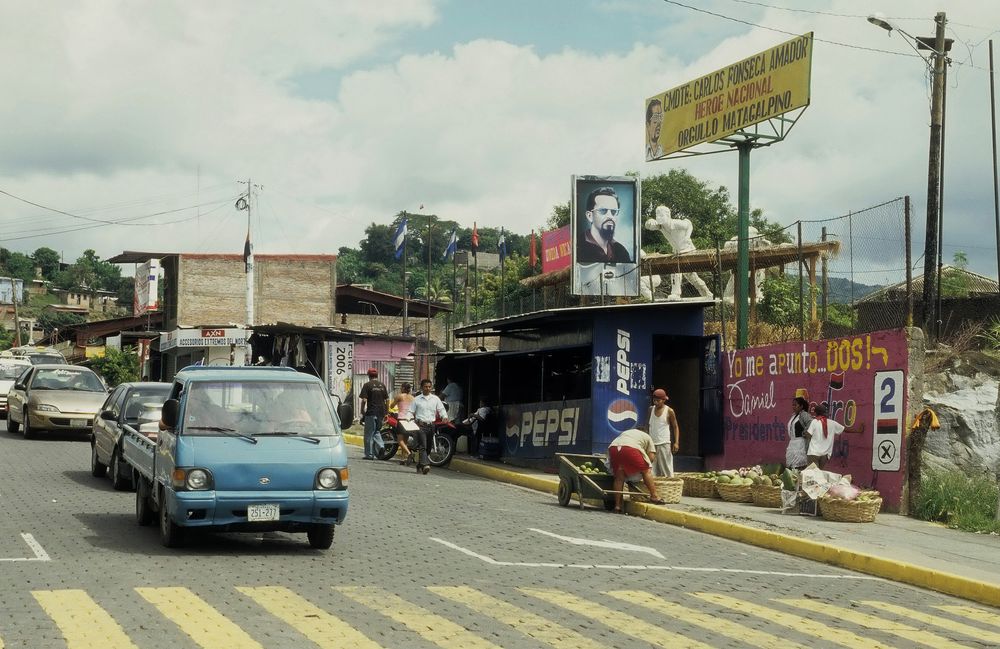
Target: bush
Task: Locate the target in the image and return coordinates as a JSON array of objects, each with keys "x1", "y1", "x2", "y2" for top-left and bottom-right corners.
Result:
[
  {"x1": 90, "y1": 346, "x2": 139, "y2": 387},
  {"x1": 912, "y1": 469, "x2": 1000, "y2": 534}
]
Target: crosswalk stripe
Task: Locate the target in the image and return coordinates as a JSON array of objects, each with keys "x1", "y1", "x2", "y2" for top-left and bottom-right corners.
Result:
[
  {"x1": 691, "y1": 593, "x2": 892, "y2": 649},
  {"x1": 862, "y1": 600, "x2": 1000, "y2": 644},
  {"x1": 521, "y1": 587, "x2": 713, "y2": 649},
  {"x1": 780, "y1": 598, "x2": 971, "y2": 649},
  {"x1": 608, "y1": 590, "x2": 808, "y2": 649},
  {"x1": 934, "y1": 605, "x2": 1000, "y2": 629},
  {"x1": 429, "y1": 585, "x2": 605, "y2": 649},
  {"x1": 237, "y1": 586, "x2": 382, "y2": 648},
  {"x1": 32, "y1": 590, "x2": 138, "y2": 649},
  {"x1": 136, "y1": 586, "x2": 264, "y2": 649},
  {"x1": 337, "y1": 586, "x2": 503, "y2": 649}
]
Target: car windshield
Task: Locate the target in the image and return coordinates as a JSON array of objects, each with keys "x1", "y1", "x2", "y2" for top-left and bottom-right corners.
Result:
[
  {"x1": 182, "y1": 380, "x2": 340, "y2": 437},
  {"x1": 27, "y1": 354, "x2": 66, "y2": 365},
  {"x1": 0, "y1": 364, "x2": 26, "y2": 380},
  {"x1": 123, "y1": 386, "x2": 172, "y2": 422},
  {"x1": 31, "y1": 368, "x2": 105, "y2": 392}
]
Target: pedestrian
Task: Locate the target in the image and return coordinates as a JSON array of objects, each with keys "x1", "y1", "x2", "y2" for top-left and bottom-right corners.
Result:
[
  {"x1": 440, "y1": 376, "x2": 463, "y2": 422},
  {"x1": 785, "y1": 396, "x2": 812, "y2": 470},
  {"x1": 389, "y1": 382, "x2": 415, "y2": 464},
  {"x1": 805, "y1": 403, "x2": 844, "y2": 469},
  {"x1": 411, "y1": 378, "x2": 447, "y2": 475},
  {"x1": 358, "y1": 368, "x2": 389, "y2": 460},
  {"x1": 608, "y1": 428, "x2": 666, "y2": 513},
  {"x1": 458, "y1": 397, "x2": 491, "y2": 456},
  {"x1": 646, "y1": 388, "x2": 680, "y2": 477}
]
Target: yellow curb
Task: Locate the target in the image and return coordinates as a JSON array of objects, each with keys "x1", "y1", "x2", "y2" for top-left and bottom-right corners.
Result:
[{"x1": 344, "y1": 433, "x2": 1000, "y2": 608}]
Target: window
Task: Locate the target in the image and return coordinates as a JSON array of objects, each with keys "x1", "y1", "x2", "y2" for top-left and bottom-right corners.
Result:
[{"x1": 182, "y1": 381, "x2": 340, "y2": 437}]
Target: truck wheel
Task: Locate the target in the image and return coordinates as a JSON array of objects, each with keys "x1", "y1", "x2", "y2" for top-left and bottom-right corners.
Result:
[
  {"x1": 557, "y1": 478, "x2": 572, "y2": 507},
  {"x1": 22, "y1": 410, "x2": 34, "y2": 440},
  {"x1": 90, "y1": 442, "x2": 107, "y2": 477},
  {"x1": 6, "y1": 412, "x2": 17, "y2": 433},
  {"x1": 111, "y1": 448, "x2": 133, "y2": 491},
  {"x1": 307, "y1": 524, "x2": 335, "y2": 549},
  {"x1": 159, "y1": 495, "x2": 185, "y2": 548},
  {"x1": 135, "y1": 484, "x2": 154, "y2": 526}
]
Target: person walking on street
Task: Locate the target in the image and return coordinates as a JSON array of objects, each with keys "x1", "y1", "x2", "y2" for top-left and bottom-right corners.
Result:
[
  {"x1": 441, "y1": 376, "x2": 463, "y2": 422},
  {"x1": 785, "y1": 396, "x2": 812, "y2": 470},
  {"x1": 359, "y1": 368, "x2": 389, "y2": 460},
  {"x1": 646, "y1": 388, "x2": 680, "y2": 477},
  {"x1": 390, "y1": 382, "x2": 415, "y2": 464},
  {"x1": 608, "y1": 428, "x2": 665, "y2": 513},
  {"x1": 411, "y1": 378, "x2": 447, "y2": 474}
]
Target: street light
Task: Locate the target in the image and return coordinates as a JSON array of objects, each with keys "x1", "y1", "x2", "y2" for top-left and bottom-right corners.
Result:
[{"x1": 868, "y1": 11, "x2": 952, "y2": 338}]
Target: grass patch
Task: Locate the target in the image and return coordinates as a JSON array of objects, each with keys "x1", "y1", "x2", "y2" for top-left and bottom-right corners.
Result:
[{"x1": 913, "y1": 469, "x2": 1000, "y2": 534}]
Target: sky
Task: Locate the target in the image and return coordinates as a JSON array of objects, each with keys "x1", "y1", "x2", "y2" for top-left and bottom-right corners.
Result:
[{"x1": 2, "y1": 0, "x2": 999, "y2": 285}]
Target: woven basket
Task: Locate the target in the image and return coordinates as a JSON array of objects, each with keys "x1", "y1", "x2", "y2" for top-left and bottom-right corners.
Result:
[
  {"x1": 676, "y1": 473, "x2": 700, "y2": 496},
  {"x1": 819, "y1": 493, "x2": 882, "y2": 523},
  {"x1": 654, "y1": 477, "x2": 684, "y2": 504},
  {"x1": 716, "y1": 482, "x2": 754, "y2": 503},
  {"x1": 751, "y1": 484, "x2": 783, "y2": 508},
  {"x1": 685, "y1": 476, "x2": 718, "y2": 498}
]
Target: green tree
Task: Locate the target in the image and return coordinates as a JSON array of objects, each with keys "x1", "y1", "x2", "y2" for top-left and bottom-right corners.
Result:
[
  {"x1": 32, "y1": 247, "x2": 61, "y2": 280},
  {"x1": 0, "y1": 249, "x2": 36, "y2": 281},
  {"x1": 940, "y1": 251, "x2": 971, "y2": 297},
  {"x1": 90, "y1": 346, "x2": 139, "y2": 387},
  {"x1": 546, "y1": 202, "x2": 570, "y2": 229}
]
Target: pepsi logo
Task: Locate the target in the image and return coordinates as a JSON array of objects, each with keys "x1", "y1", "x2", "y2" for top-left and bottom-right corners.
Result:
[{"x1": 607, "y1": 398, "x2": 638, "y2": 433}]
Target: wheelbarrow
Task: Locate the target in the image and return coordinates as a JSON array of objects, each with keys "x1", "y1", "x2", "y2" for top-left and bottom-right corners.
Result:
[{"x1": 554, "y1": 453, "x2": 648, "y2": 511}]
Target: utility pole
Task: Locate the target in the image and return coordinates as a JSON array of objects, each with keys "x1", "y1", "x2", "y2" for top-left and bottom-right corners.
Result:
[{"x1": 920, "y1": 12, "x2": 948, "y2": 338}]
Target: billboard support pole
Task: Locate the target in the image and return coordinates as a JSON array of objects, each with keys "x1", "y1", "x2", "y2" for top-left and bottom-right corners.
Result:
[{"x1": 736, "y1": 141, "x2": 752, "y2": 349}]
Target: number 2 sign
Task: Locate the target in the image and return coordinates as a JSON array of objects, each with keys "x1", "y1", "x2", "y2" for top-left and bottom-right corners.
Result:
[{"x1": 871, "y1": 370, "x2": 904, "y2": 471}]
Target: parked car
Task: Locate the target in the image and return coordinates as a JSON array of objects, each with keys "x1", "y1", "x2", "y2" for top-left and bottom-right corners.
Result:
[
  {"x1": 8, "y1": 347, "x2": 68, "y2": 365},
  {"x1": 0, "y1": 358, "x2": 32, "y2": 418},
  {"x1": 6, "y1": 365, "x2": 108, "y2": 439},
  {"x1": 91, "y1": 382, "x2": 172, "y2": 490}
]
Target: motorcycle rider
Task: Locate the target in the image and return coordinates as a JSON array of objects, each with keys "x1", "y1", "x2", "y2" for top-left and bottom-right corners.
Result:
[
  {"x1": 411, "y1": 378, "x2": 447, "y2": 475},
  {"x1": 389, "y1": 382, "x2": 415, "y2": 464}
]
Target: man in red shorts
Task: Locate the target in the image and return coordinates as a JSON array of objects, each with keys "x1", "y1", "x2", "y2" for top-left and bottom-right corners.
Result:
[{"x1": 609, "y1": 428, "x2": 665, "y2": 512}]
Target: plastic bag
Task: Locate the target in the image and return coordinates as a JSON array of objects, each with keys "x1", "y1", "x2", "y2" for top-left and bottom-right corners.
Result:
[
  {"x1": 827, "y1": 482, "x2": 861, "y2": 501},
  {"x1": 780, "y1": 489, "x2": 800, "y2": 512},
  {"x1": 799, "y1": 464, "x2": 843, "y2": 500}
]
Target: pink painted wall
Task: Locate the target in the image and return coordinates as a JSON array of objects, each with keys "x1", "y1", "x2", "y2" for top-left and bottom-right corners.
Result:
[
  {"x1": 354, "y1": 339, "x2": 414, "y2": 361},
  {"x1": 711, "y1": 329, "x2": 909, "y2": 508}
]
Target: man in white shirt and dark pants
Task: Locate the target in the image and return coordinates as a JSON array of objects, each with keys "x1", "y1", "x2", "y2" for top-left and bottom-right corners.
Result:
[
  {"x1": 646, "y1": 388, "x2": 680, "y2": 477},
  {"x1": 411, "y1": 378, "x2": 448, "y2": 474}
]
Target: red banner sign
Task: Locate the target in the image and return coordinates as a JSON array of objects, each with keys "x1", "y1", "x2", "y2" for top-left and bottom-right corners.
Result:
[{"x1": 541, "y1": 226, "x2": 571, "y2": 274}]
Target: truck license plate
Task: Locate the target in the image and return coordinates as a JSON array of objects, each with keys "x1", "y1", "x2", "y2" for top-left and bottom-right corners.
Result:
[
  {"x1": 247, "y1": 504, "x2": 280, "y2": 522},
  {"x1": 72, "y1": 419, "x2": 86, "y2": 427}
]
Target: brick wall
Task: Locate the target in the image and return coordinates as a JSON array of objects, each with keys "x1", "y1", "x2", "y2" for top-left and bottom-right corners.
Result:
[{"x1": 340, "y1": 313, "x2": 452, "y2": 349}]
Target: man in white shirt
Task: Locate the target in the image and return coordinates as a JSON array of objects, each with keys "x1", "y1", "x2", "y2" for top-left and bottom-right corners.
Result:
[
  {"x1": 608, "y1": 428, "x2": 665, "y2": 512},
  {"x1": 411, "y1": 379, "x2": 447, "y2": 474},
  {"x1": 440, "y1": 377, "x2": 463, "y2": 422},
  {"x1": 646, "y1": 388, "x2": 680, "y2": 477}
]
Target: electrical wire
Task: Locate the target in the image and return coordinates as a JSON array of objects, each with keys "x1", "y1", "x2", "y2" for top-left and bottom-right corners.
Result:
[{"x1": 721, "y1": 0, "x2": 990, "y2": 30}]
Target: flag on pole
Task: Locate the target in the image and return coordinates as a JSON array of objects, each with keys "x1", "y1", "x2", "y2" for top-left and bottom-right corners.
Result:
[
  {"x1": 393, "y1": 218, "x2": 408, "y2": 260},
  {"x1": 471, "y1": 222, "x2": 479, "y2": 258},
  {"x1": 243, "y1": 229, "x2": 253, "y2": 274},
  {"x1": 497, "y1": 228, "x2": 507, "y2": 262},
  {"x1": 442, "y1": 229, "x2": 458, "y2": 260},
  {"x1": 529, "y1": 230, "x2": 537, "y2": 268}
]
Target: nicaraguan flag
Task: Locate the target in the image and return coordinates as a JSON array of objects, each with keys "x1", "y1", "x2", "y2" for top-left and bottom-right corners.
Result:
[
  {"x1": 442, "y1": 229, "x2": 458, "y2": 260},
  {"x1": 497, "y1": 228, "x2": 507, "y2": 262},
  {"x1": 393, "y1": 218, "x2": 408, "y2": 260}
]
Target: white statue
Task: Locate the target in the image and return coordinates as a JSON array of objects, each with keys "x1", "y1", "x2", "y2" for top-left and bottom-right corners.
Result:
[
  {"x1": 644, "y1": 205, "x2": 713, "y2": 300},
  {"x1": 722, "y1": 226, "x2": 770, "y2": 304},
  {"x1": 638, "y1": 249, "x2": 661, "y2": 301}
]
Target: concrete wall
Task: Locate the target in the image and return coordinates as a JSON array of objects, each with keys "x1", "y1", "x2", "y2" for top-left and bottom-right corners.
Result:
[
  {"x1": 175, "y1": 255, "x2": 337, "y2": 327},
  {"x1": 338, "y1": 312, "x2": 451, "y2": 350}
]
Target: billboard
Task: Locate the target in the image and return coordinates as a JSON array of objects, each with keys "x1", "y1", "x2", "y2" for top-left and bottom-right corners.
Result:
[
  {"x1": 590, "y1": 316, "x2": 652, "y2": 450},
  {"x1": 133, "y1": 259, "x2": 159, "y2": 316},
  {"x1": 645, "y1": 32, "x2": 813, "y2": 159},
  {"x1": 325, "y1": 341, "x2": 354, "y2": 404},
  {"x1": 570, "y1": 175, "x2": 640, "y2": 297},
  {"x1": 541, "y1": 225, "x2": 571, "y2": 274}
]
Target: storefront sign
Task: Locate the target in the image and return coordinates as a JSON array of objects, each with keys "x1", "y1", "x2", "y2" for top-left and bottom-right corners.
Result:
[
  {"x1": 160, "y1": 327, "x2": 247, "y2": 351},
  {"x1": 502, "y1": 399, "x2": 591, "y2": 458},
  {"x1": 325, "y1": 341, "x2": 354, "y2": 403},
  {"x1": 718, "y1": 329, "x2": 908, "y2": 506},
  {"x1": 591, "y1": 320, "x2": 651, "y2": 450}
]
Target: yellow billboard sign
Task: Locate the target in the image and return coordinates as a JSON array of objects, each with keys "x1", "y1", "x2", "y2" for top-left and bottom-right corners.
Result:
[{"x1": 645, "y1": 32, "x2": 813, "y2": 159}]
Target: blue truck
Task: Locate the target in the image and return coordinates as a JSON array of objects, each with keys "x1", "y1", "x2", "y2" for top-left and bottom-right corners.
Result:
[{"x1": 123, "y1": 366, "x2": 349, "y2": 549}]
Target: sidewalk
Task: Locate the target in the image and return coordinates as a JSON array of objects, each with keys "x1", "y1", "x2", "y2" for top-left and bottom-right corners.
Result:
[{"x1": 345, "y1": 434, "x2": 1000, "y2": 608}]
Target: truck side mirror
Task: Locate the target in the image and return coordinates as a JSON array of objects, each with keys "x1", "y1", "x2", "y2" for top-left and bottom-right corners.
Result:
[
  {"x1": 161, "y1": 398, "x2": 179, "y2": 429},
  {"x1": 100, "y1": 410, "x2": 116, "y2": 421}
]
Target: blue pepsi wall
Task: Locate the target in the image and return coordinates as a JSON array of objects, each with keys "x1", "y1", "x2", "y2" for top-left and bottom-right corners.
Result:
[{"x1": 500, "y1": 399, "x2": 592, "y2": 459}]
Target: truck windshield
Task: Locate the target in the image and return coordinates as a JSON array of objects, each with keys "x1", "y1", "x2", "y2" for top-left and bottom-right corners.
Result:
[{"x1": 182, "y1": 380, "x2": 341, "y2": 437}]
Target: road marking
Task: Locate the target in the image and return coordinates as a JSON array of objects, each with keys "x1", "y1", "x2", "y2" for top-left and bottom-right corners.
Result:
[
  {"x1": 136, "y1": 586, "x2": 264, "y2": 649},
  {"x1": 607, "y1": 590, "x2": 809, "y2": 649},
  {"x1": 32, "y1": 589, "x2": 138, "y2": 649},
  {"x1": 237, "y1": 586, "x2": 381, "y2": 648},
  {"x1": 692, "y1": 593, "x2": 892, "y2": 649},
  {"x1": 429, "y1": 537, "x2": 880, "y2": 579},
  {"x1": 337, "y1": 586, "x2": 503, "y2": 649},
  {"x1": 781, "y1": 598, "x2": 970, "y2": 649},
  {"x1": 429, "y1": 585, "x2": 605, "y2": 649},
  {"x1": 862, "y1": 600, "x2": 1000, "y2": 644},
  {"x1": 521, "y1": 587, "x2": 712, "y2": 649},
  {"x1": 529, "y1": 528, "x2": 665, "y2": 559},
  {"x1": 934, "y1": 604, "x2": 1000, "y2": 629},
  {"x1": 0, "y1": 533, "x2": 51, "y2": 562}
]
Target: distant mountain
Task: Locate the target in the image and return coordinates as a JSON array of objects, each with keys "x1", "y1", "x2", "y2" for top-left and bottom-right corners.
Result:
[{"x1": 825, "y1": 276, "x2": 882, "y2": 304}]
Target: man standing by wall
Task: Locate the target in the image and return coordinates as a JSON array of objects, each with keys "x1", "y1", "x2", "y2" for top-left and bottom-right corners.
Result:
[{"x1": 359, "y1": 368, "x2": 388, "y2": 460}]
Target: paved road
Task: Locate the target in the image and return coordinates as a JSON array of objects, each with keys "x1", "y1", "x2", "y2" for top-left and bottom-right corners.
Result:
[{"x1": 0, "y1": 429, "x2": 997, "y2": 648}]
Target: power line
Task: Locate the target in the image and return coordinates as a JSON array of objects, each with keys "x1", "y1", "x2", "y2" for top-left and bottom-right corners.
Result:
[{"x1": 721, "y1": 0, "x2": 990, "y2": 29}]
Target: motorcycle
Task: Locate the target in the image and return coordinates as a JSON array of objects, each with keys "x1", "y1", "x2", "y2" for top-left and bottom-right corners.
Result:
[{"x1": 374, "y1": 413, "x2": 456, "y2": 467}]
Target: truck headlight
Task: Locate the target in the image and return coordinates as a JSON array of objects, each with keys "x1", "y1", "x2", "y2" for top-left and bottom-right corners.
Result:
[
  {"x1": 172, "y1": 468, "x2": 213, "y2": 490},
  {"x1": 316, "y1": 468, "x2": 340, "y2": 490},
  {"x1": 37, "y1": 404, "x2": 59, "y2": 412}
]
